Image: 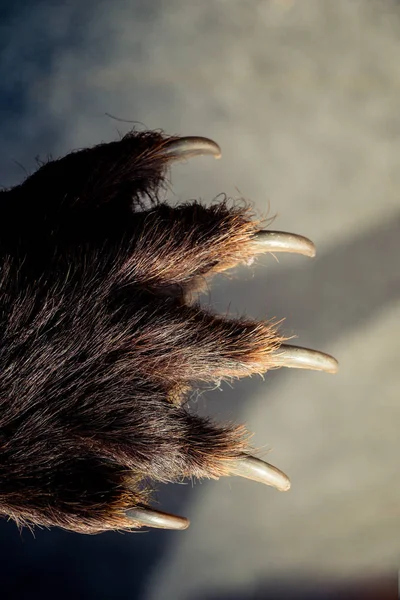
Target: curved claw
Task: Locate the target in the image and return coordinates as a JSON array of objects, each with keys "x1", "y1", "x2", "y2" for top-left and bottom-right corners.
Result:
[
  {"x1": 125, "y1": 507, "x2": 190, "y2": 530},
  {"x1": 227, "y1": 455, "x2": 291, "y2": 492},
  {"x1": 253, "y1": 230, "x2": 316, "y2": 258},
  {"x1": 272, "y1": 345, "x2": 339, "y2": 374},
  {"x1": 160, "y1": 136, "x2": 222, "y2": 161}
]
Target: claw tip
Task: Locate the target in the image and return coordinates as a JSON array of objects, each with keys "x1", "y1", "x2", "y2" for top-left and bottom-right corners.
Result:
[{"x1": 280, "y1": 479, "x2": 291, "y2": 492}]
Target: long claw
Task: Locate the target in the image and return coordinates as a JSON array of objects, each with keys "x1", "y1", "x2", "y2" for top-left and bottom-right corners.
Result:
[
  {"x1": 160, "y1": 136, "x2": 222, "y2": 161},
  {"x1": 272, "y1": 345, "x2": 339, "y2": 374},
  {"x1": 125, "y1": 507, "x2": 190, "y2": 530},
  {"x1": 253, "y1": 230, "x2": 316, "y2": 258},
  {"x1": 227, "y1": 455, "x2": 291, "y2": 492}
]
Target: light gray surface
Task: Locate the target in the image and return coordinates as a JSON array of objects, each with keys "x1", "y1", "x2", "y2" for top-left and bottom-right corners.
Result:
[{"x1": 2, "y1": 1, "x2": 400, "y2": 598}]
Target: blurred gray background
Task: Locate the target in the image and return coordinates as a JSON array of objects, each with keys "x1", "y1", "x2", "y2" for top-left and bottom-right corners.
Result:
[{"x1": 1, "y1": 0, "x2": 400, "y2": 598}]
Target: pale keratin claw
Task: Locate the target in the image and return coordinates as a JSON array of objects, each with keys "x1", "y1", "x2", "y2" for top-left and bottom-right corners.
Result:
[
  {"x1": 161, "y1": 136, "x2": 222, "y2": 160},
  {"x1": 253, "y1": 230, "x2": 316, "y2": 258},
  {"x1": 227, "y1": 455, "x2": 291, "y2": 492},
  {"x1": 126, "y1": 507, "x2": 190, "y2": 530},
  {"x1": 272, "y1": 345, "x2": 339, "y2": 374}
]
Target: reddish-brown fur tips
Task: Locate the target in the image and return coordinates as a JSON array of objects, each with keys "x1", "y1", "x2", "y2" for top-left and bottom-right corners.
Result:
[{"x1": 0, "y1": 131, "x2": 337, "y2": 533}]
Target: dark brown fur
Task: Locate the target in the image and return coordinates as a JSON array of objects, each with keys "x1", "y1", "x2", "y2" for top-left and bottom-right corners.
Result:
[{"x1": 0, "y1": 131, "x2": 285, "y2": 533}]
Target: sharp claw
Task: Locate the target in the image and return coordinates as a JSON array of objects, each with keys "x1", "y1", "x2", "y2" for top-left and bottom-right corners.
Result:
[
  {"x1": 272, "y1": 345, "x2": 339, "y2": 374},
  {"x1": 253, "y1": 230, "x2": 316, "y2": 258},
  {"x1": 227, "y1": 455, "x2": 291, "y2": 492},
  {"x1": 160, "y1": 136, "x2": 222, "y2": 161},
  {"x1": 125, "y1": 507, "x2": 190, "y2": 530}
]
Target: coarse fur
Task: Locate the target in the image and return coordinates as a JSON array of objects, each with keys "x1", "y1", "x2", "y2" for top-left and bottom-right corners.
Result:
[{"x1": 0, "y1": 130, "x2": 287, "y2": 533}]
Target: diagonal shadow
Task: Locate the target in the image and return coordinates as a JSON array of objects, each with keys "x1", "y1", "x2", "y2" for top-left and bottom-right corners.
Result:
[
  {"x1": 213, "y1": 212, "x2": 400, "y2": 351},
  {"x1": 197, "y1": 575, "x2": 397, "y2": 600},
  {"x1": 0, "y1": 211, "x2": 398, "y2": 600}
]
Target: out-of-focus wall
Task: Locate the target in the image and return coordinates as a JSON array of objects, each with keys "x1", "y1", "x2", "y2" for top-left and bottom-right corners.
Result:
[{"x1": 1, "y1": 1, "x2": 399, "y2": 599}]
